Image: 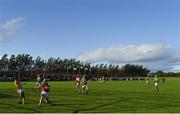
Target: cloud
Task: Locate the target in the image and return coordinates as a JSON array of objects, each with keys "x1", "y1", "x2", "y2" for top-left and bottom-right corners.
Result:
[
  {"x1": 77, "y1": 44, "x2": 180, "y2": 72},
  {"x1": 0, "y1": 17, "x2": 24, "y2": 42}
]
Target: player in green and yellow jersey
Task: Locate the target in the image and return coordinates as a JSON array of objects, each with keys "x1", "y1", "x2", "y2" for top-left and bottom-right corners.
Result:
[
  {"x1": 81, "y1": 75, "x2": 89, "y2": 95},
  {"x1": 154, "y1": 75, "x2": 159, "y2": 92},
  {"x1": 145, "y1": 75, "x2": 150, "y2": 86}
]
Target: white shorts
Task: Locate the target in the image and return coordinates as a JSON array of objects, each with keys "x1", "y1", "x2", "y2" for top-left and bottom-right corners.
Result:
[
  {"x1": 41, "y1": 91, "x2": 49, "y2": 97},
  {"x1": 76, "y1": 82, "x2": 80, "y2": 86},
  {"x1": 82, "y1": 84, "x2": 88, "y2": 90},
  {"x1": 155, "y1": 83, "x2": 159, "y2": 87},
  {"x1": 17, "y1": 89, "x2": 23, "y2": 94}
]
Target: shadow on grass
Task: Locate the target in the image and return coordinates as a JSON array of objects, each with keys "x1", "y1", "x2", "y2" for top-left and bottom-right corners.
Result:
[
  {"x1": 51, "y1": 100, "x2": 86, "y2": 106},
  {"x1": 1, "y1": 103, "x2": 41, "y2": 113},
  {"x1": 0, "y1": 94, "x2": 16, "y2": 98},
  {"x1": 72, "y1": 97, "x2": 131, "y2": 113}
]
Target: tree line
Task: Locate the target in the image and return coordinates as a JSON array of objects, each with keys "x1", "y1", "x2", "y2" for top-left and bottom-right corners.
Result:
[
  {"x1": 0, "y1": 54, "x2": 151, "y2": 79},
  {"x1": 155, "y1": 71, "x2": 180, "y2": 77}
]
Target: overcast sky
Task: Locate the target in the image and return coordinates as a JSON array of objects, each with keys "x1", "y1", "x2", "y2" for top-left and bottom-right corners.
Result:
[{"x1": 0, "y1": 0, "x2": 180, "y2": 72}]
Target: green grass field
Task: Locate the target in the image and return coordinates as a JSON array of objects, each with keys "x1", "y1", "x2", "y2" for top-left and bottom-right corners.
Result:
[{"x1": 0, "y1": 78, "x2": 180, "y2": 113}]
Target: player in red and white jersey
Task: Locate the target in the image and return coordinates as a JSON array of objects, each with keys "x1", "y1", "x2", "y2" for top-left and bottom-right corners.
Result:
[
  {"x1": 75, "y1": 74, "x2": 81, "y2": 93},
  {"x1": 38, "y1": 79, "x2": 51, "y2": 106}
]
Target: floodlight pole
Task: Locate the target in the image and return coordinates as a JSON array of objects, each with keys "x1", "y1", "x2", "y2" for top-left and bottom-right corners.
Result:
[
  {"x1": 17, "y1": 66, "x2": 20, "y2": 80},
  {"x1": 78, "y1": 68, "x2": 80, "y2": 75},
  {"x1": 66, "y1": 68, "x2": 69, "y2": 76},
  {"x1": 89, "y1": 69, "x2": 91, "y2": 77}
]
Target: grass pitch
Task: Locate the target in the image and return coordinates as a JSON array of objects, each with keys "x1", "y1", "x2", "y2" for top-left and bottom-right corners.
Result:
[{"x1": 0, "y1": 78, "x2": 180, "y2": 113}]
